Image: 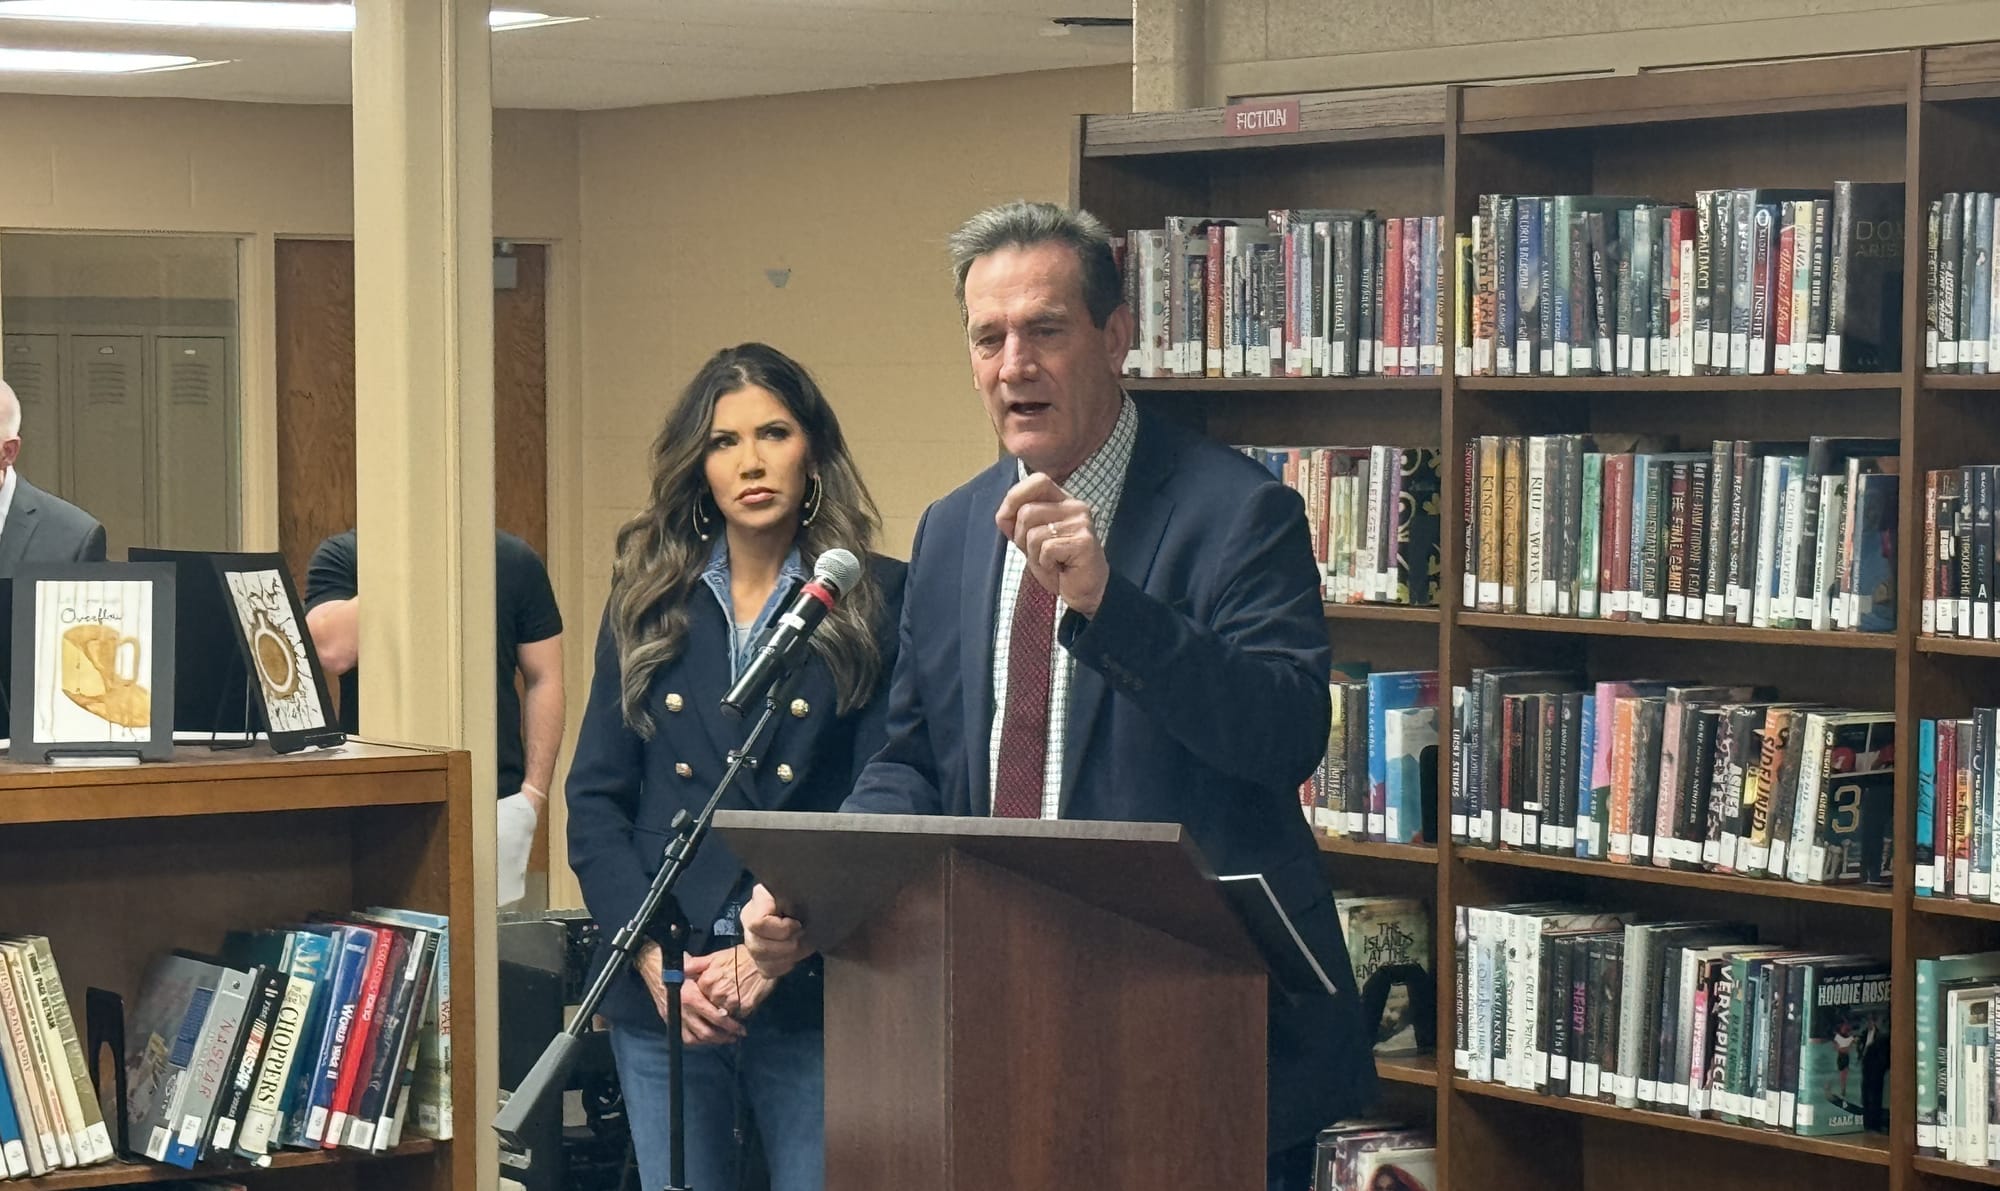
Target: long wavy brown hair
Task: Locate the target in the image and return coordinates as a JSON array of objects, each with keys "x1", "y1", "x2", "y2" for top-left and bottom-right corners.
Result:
[{"x1": 609, "y1": 343, "x2": 887, "y2": 734}]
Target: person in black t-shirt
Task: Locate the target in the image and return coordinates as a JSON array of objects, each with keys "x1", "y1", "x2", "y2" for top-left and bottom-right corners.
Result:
[{"x1": 303, "y1": 528, "x2": 566, "y2": 906}]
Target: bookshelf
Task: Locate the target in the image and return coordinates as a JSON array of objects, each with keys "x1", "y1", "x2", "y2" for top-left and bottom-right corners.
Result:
[
  {"x1": 0, "y1": 742, "x2": 474, "y2": 1191},
  {"x1": 1074, "y1": 42, "x2": 2000, "y2": 1191}
]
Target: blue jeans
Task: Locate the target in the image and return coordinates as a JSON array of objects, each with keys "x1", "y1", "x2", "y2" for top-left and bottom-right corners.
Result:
[{"x1": 609, "y1": 1021, "x2": 825, "y2": 1191}]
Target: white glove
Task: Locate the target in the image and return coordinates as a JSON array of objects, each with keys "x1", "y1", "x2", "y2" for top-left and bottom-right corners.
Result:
[{"x1": 497, "y1": 790, "x2": 539, "y2": 908}]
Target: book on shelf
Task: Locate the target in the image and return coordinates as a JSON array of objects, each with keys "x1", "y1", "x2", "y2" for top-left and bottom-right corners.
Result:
[
  {"x1": 1122, "y1": 211, "x2": 1448, "y2": 379},
  {"x1": 1334, "y1": 896, "x2": 1433, "y2": 1057},
  {"x1": 0, "y1": 935, "x2": 113, "y2": 1178},
  {"x1": 1303, "y1": 669, "x2": 1440, "y2": 845},
  {"x1": 1921, "y1": 465, "x2": 2000, "y2": 641},
  {"x1": 1313, "y1": 1120, "x2": 1435, "y2": 1191},
  {"x1": 1461, "y1": 433, "x2": 1899, "y2": 633},
  {"x1": 1915, "y1": 711, "x2": 2000, "y2": 903},
  {"x1": 1451, "y1": 665, "x2": 1894, "y2": 888},
  {"x1": 1916, "y1": 950, "x2": 2000, "y2": 1163},
  {"x1": 1925, "y1": 192, "x2": 2000, "y2": 375},
  {"x1": 1244, "y1": 445, "x2": 1441, "y2": 608},
  {"x1": 1463, "y1": 183, "x2": 1902, "y2": 377},
  {"x1": 1454, "y1": 905, "x2": 1888, "y2": 1137}
]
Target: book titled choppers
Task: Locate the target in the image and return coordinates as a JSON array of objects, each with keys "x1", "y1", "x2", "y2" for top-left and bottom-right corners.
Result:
[{"x1": 108, "y1": 906, "x2": 450, "y2": 1173}]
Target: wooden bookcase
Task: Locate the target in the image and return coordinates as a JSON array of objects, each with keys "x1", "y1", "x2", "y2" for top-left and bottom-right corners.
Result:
[
  {"x1": 1075, "y1": 43, "x2": 2000, "y2": 1191},
  {"x1": 0, "y1": 742, "x2": 474, "y2": 1191}
]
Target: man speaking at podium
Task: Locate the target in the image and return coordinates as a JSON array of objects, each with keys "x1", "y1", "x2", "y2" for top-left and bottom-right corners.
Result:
[{"x1": 740, "y1": 200, "x2": 1376, "y2": 1189}]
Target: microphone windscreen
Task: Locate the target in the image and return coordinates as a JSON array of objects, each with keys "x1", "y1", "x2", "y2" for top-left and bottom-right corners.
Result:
[{"x1": 813, "y1": 547, "x2": 863, "y2": 594}]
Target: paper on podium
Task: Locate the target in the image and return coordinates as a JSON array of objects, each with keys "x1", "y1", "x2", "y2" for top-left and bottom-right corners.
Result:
[{"x1": 1217, "y1": 873, "x2": 1339, "y2": 999}]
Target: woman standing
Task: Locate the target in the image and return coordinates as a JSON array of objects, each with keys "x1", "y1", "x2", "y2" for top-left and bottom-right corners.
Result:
[{"x1": 566, "y1": 343, "x2": 903, "y2": 1191}]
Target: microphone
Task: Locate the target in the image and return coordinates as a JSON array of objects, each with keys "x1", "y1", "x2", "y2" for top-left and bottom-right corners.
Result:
[{"x1": 720, "y1": 547, "x2": 863, "y2": 717}]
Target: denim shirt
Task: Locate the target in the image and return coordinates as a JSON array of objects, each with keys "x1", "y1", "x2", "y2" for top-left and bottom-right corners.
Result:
[
  {"x1": 698, "y1": 535, "x2": 809, "y2": 679},
  {"x1": 697, "y1": 535, "x2": 808, "y2": 943}
]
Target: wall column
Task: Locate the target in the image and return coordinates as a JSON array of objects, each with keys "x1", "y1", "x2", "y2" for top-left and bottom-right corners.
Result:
[
  {"x1": 1133, "y1": 0, "x2": 1208, "y2": 111},
  {"x1": 352, "y1": 3, "x2": 498, "y2": 1187}
]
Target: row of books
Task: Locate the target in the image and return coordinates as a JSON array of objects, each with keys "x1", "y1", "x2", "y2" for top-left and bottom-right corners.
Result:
[
  {"x1": 1915, "y1": 710, "x2": 2000, "y2": 902},
  {"x1": 122, "y1": 909, "x2": 454, "y2": 1175},
  {"x1": 1460, "y1": 434, "x2": 1901, "y2": 633},
  {"x1": 0, "y1": 935, "x2": 113, "y2": 1178},
  {"x1": 1116, "y1": 212, "x2": 1456, "y2": 379},
  {"x1": 1917, "y1": 950, "x2": 2000, "y2": 1165},
  {"x1": 1311, "y1": 1120, "x2": 1434, "y2": 1191},
  {"x1": 1465, "y1": 184, "x2": 1904, "y2": 378},
  {"x1": 1927, "y1": 192, "x2": 2000, "y2": 373},
  {"x1": 1242, "y1": 445, "x2": 1441, "y2": 607},
  {"x1": 1921, "y1": 465, "x2": 2000, "y2": 640},
  {"x1": 1451, "y1": 668, "x2": 1896, "y2": 888},
  {"x1": 1302, "y1": 669, "x2": 1441, "y2": 846},
  {"x1": 1453, "y1": 907, "x2": 1889, "y2": 1137}
]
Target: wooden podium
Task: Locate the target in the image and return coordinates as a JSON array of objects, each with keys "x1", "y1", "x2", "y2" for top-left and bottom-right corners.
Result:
[{"x1": 716, "y1": 810, "x2": 1270, "y2": 1191}]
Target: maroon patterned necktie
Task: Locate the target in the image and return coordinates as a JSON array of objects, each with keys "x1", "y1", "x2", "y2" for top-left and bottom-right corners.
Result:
[{"x1": 992, "y1": 572, "x2": 1057, "y2": 818}]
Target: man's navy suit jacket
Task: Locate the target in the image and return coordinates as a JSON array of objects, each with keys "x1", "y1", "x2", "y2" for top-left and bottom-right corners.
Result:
[{"x1": 845, "y1": 409, "x2": 1378, "y2": 1149}]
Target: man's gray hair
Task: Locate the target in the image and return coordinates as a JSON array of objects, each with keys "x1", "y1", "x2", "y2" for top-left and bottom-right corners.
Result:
[{"x1": 948, "y1": 200, "x2": 1123, "y2": 328}]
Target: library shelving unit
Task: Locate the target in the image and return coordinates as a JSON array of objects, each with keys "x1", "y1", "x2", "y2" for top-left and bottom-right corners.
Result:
[
  {"x1": 1073, "y1": 41, "x2": 2000, "y2": 1191},
  {"x1": 0, "y1": 741, "x2": 474, "y2": 1191}
]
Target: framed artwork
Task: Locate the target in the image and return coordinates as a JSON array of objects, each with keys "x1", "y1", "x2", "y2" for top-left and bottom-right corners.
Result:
[
  {"x1": 205, "y1": 552, "x2": 343, "y2": 754},
  {"x1": 10, "y1": 562, "x2": 177, "y2": 763}
]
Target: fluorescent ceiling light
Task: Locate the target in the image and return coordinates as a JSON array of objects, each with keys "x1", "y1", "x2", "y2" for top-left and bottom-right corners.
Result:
[
  {"x1": 0, "y1": 2, "x2": 572, "y2": 31},
  {"x1": 0, "y1": 46, "x2": 198, "y2": 70}
]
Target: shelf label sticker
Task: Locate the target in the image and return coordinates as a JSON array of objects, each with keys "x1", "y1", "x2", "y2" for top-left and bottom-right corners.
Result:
[{"x1": 1225, "y1": 99, "x2": 1300, "y2": 137}]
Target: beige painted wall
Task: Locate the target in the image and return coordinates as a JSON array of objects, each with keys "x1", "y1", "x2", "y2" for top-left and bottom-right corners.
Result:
[
  {"x1": 0, "y1": 95, "x2": 576, "y2": 237},
  {"x1": 1141, "y1": 0, "x2": 2000, "y2": 108},
  {"x1": 1, "y1": 233, "x2": 239, "y2": 300},
  {"x1": 572, "y1": 64, "x2": 1131, "y2": 612}
]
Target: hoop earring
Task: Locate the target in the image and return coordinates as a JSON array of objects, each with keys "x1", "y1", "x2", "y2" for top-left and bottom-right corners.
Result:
[
  {"x1": 800, "y1": 474, "x2": 824, "y2": 529},
  {"x1": 691, "y1": 496, "x2": 718, "y2": 543}
]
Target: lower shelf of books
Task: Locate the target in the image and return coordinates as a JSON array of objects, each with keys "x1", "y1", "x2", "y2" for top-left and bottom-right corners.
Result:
[
  {"x1": 1451, "y1": 1077, "x2": 1892, "y2": 1166},
  {"x1": 20, "y1": 1138, "x2": 440, "y2": 1189},
  {"x1": 1914, "y1": 1156, "x2": 2000, "y2": 1186}
]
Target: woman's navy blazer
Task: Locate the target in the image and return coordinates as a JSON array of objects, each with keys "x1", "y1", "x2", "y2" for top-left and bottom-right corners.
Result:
[{"x1": 566, "y1": 555, "x2": 906, "y2": 1031}]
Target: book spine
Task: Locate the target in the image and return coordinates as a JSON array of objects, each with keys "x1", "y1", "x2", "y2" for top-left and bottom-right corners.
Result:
[
  {"x1": 20, "y1": 939, "x2": 112, "y2": 1165},
  {"x1": 211, "y1": 972, "x2": 282, "y2": 1156}
]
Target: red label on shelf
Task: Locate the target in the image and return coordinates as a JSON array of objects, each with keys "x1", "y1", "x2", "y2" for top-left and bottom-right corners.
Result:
[{"x1": 1224, "y1": 99, "x2": 1300, "y2": 137}]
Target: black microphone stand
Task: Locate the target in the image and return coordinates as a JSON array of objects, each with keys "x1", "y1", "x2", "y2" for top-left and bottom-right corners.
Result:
[{"x1": 493, "y1": 668, "x2": 801, "y2": 1191}]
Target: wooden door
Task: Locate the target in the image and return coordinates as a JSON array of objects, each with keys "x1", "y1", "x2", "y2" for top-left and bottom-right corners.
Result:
[
  {"x1": 493, "y1": 244, "x2": 549, "y2": 557},
  {"x1": 274, "y1": 239, "x2": 357, "y2": 588},
  {"x1": 275, "y1": 240, "x2": 548, "y2": 569}
]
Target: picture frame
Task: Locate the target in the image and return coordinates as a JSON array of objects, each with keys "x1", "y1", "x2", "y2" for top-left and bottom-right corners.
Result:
[
  {"x1": 10, "y1": 562, "x2": 177, "y2": 763},
  {"x1": 204, "y1": 552, "x2": 344, "y2": 754}
]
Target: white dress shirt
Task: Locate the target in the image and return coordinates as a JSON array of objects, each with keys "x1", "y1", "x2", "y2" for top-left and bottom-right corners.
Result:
[{"x1": 988, "y1": 396, "x2": 1138, "y2": 819}]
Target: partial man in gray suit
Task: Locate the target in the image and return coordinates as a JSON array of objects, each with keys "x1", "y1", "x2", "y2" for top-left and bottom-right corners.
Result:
[{"x1": 0, "y1": 380, "x2": 108, "y2": 577}]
